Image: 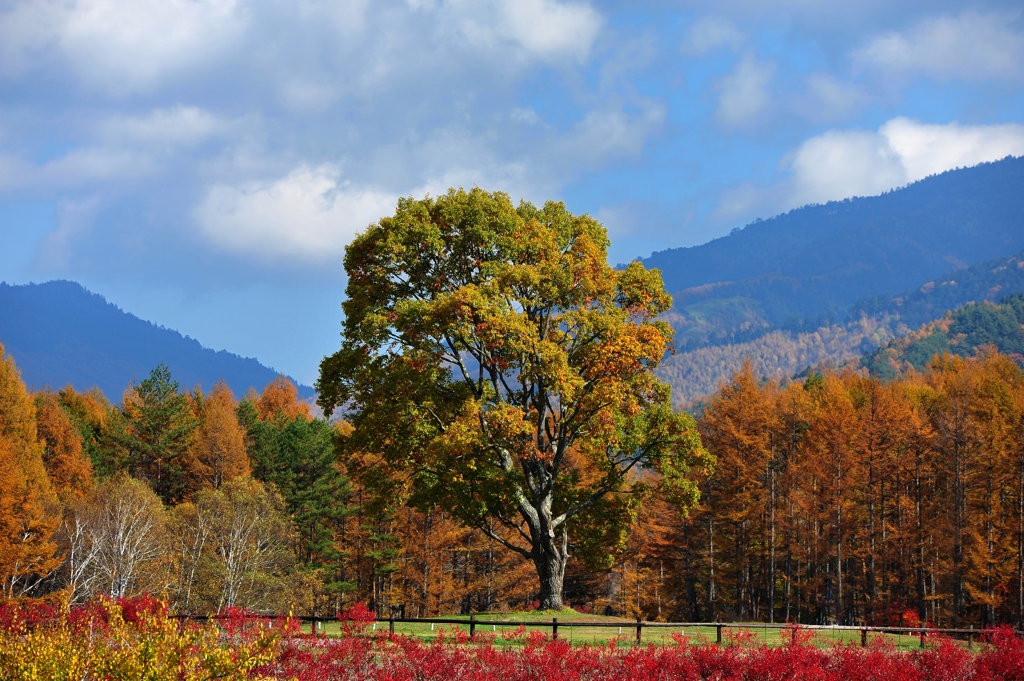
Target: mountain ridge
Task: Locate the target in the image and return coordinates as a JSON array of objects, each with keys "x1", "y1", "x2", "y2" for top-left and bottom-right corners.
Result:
[
  {"x1": 863, "y1": 294, "x2": 1024, "y2": 380},
  {"x1": 656, "y1": 250, "x2": 1024, "y2": 408},
  {"x1": 0, "y1": 280, "x2": 313, "y2": 402},
  {"x1": 643, "y1": 156, "x2": 1024, "y2": 349}
]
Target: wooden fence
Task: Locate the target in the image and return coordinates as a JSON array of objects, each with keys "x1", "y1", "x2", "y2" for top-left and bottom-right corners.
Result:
[{"x1": 173, "y1": 613, "x2": 997, "y2": 648}]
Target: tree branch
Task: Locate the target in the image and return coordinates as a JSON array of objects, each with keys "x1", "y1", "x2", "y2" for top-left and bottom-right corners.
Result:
[{"x1": 476, "y1": 521, "x2": 532, "y2": 558}]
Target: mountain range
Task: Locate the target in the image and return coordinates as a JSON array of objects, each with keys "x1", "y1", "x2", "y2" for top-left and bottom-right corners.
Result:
[
  {"x1": 0, "y1": 280, "x2": 313, "y2": 401},
  {"x1": 643, "y1": 156, "x2": 1024, "y2": 351},
  {"x1": 2, "y1": 157, "x2": 1022, "y2": 407},
  {"x1": 658, "y1": 248, "x2": 1024, "y2": 407}
]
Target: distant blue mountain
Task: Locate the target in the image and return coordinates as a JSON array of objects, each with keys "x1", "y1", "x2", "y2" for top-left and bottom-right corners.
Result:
[
  {"x1": 641, "y1": 156, "x2": 1024, "y2": 351},
  {"x1": 0, "y1": 280, "x2": 313, "y2": 402}
]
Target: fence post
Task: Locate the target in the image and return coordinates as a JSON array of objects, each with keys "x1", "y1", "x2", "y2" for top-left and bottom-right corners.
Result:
[
  {"x1": 861, "y1": 628, "x2": 867, "y2": 647},
  {"x1": 716, "y1": 623, "x2": 722, "y2": 645},
  {"x1": 389, "y1": 614, "x2": 395, "y2": 637},
  {"x1": 552, "y1": 617, "x2": 558, "y2": 640},
  {"x1": 470, "y1": 614, "x2": 476, "y2": 639},
  {"x1": 968, "y1": 625, "x2": 973, "y2": 650},
  {"x1": 636, "y1": 617, "x2": 642, "y2": 645},
  {"x1": 920, "y1": 630, "x2": 926, "y2": 648}
]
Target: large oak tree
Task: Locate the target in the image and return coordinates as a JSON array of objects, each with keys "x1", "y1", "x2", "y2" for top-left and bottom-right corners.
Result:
[{"x1": 318, "y1": 188, "x2": 710, "y2": 609}]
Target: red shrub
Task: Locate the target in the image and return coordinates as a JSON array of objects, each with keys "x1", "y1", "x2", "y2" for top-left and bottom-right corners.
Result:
[{"x1": 256, "y1": 624, "x2": 1024, "y2": 681}]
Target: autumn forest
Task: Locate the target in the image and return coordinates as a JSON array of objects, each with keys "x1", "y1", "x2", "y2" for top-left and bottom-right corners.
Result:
[{"x1": 2, "y1": 338, "x2": 1024, "y2": 629}]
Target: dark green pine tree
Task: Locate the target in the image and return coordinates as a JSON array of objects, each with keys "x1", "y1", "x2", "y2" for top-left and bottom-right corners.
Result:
[
  {"x1": 108, "y1": 363, "x2": 199, "y2": 503},
  {"x1": 362, "y1": 508, "x2": 401, "y2": 615}
]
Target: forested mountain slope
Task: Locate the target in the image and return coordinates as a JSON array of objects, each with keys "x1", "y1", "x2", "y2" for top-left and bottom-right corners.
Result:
[
  {"x1": 644, "y1": 156, "x2": 1024, "y2": 350},
  {"x1": 657, "y1": 242, "x2": 1024, "y2": 407},
  {"x1": 657, "y1": 317, "x2": 892, "y2": 409},
  {"x1": 863, "y1": 294, "x2": 1024, "y2": 380},
  {"x1": 0, "y1": 280, "x2": 312, "y2": 400},
  {"x1": 850, "y1": 250, "x2": 1024, "y2": 330}
]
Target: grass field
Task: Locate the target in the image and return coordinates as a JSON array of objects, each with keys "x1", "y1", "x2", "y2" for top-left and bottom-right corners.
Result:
[{"x1": 300, "y1": 610, "x2": 969, "y2": 650}]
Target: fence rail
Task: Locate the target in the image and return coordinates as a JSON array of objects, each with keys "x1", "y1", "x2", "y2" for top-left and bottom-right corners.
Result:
[{"x1": 172, "y1": 612, "x2": 1002, "y2": 648}]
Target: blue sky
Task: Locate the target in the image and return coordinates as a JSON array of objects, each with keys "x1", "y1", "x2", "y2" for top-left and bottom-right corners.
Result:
[{"x1": 1, "y1": 0, "x2": 1023, "y2": 386}]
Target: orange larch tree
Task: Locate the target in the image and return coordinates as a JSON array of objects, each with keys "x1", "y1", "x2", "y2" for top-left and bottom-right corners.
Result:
[
  {"x1": 0, "y1": 344, "x2": 61, "y2": 596},
  {"x1": 35, "y1": 390, "x2": 94, "y2": 502},
  {"x1": 698, "y1": 360, "x2": 780, "y2": 621},
  {"x1": 188, "y1": 380, "x2": 250, "y2": 490},
  {"x1": 255, "y1": 376, "x2": 311, "y2": 423}
]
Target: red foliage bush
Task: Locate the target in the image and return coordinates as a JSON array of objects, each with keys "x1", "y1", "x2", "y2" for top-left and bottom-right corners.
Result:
[
  {"x1": 258, "y1": 627, "x2": 1024, "y2": 681},
  {"x1": 0, "y1": 594, "x2": 166, "y2": 633},
  {"x1": 7, "y1": 598, "x2": 1024, "y2": 680}
]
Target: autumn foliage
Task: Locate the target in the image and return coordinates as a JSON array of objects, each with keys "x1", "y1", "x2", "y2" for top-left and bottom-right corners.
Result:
[
  {"x1": 35, "y1": 390, "x2": 94, "y2": 501},
  {"x1": 6, "y1": 597, "x2": 1024, "y2": 680},
  {"x1": 5, "y1": 253, "x2": 1024, "y2": 642},
  {"x1": 264, "y1": 615, "x2": 1024, "y2": 681},
  {"x1": 640, "y1": 350, "x2": 1024, "y2": 628},
  {"x1": 189, "y1": 380, "x2": 250, "y2": 489},
  {"x1": 0, "y1": 343, "x2": 60, "y2": 598},
  {"x1": 0, "y1": 595, "x2": 279, "y2": 680},
  {"x1": 256, "y1": 376, "x2": 312, "y2": 423}
]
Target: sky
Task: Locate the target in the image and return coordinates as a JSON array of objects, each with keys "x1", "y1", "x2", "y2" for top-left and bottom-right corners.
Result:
[{"x1": 1, "y1": 0, "x2": 1024, "y2": 386}]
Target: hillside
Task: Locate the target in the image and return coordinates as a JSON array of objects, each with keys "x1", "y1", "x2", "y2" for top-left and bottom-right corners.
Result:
[
  {"x1": 657, "y1": 316, "x2": 894, "y2": 409},
  {"x1": 644, "y1": 156, "x2": 1024, "y2": 351},
  {"x1": 657, "y1": 253, "x2": 1024, "y2": 406},
  {"x1": 849, "y1": 250, "x2": 1024, "y2": 330},
  {"x1": 0, "y1": 280, "x2": 313, "y2": 401},
  {"x1": 863, "y1": 294, "x2": 1024, "y2": 380}
]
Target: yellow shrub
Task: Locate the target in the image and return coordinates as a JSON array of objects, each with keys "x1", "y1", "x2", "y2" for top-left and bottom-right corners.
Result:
[{"x1": 0, "y1": 599, "x2": 279, "y2": 680}]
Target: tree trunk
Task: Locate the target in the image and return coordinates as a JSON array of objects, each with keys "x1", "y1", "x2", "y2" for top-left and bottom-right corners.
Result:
[{"x1": 533, "y1": 529, "x2": 567, "y2": 610}]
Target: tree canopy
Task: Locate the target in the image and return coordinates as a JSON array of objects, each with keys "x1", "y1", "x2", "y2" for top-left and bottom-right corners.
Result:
[
  {"x1": 108, "y1": 363, "x2": 200, "y2": 504},
  {"x1": 318, "y1": 188, "x2": 711, "y2": 609}
]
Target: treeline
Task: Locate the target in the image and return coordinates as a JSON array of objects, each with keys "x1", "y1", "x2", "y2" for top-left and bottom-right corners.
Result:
[
  {"x1": 850, "y1": 252, "x2": 1024, "y2": 330},
  {"x1": 7, "y1": 339, "x2": 1024, "y2": 627},
  {"x1": 865, "y1": 294, "x2": 1024, "y2": 380},
  {"x1": 622, "y1": 350, "x2": 1024, "y2": 628},
  {"x1": 0, "y1": 344, "x2": 536, "y2": 616},
  {"x1": 656, "y1": 315, "x2": 893, "y2": 408}
]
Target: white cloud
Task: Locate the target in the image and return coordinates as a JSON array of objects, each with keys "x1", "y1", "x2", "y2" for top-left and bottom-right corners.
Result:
[
  {"x1": 297, "y1": 0, "x2": 370, "y2": 38},
  {"x1": 97, "y1": 106, "x2": 229, "y2": 146},
  {"x1": 498, "y1": 0, "x2": 603, "y2": 62},
  {"x1": 854, "y1": 12, "x2": 1024, "y2": 82},
  {"x1": 0, "y1": 155, "x2": 30, "y2": 191},
  {"x1": 788, "y1": 129, "x2": 905, "y2": 205},
  {"x1": 194, "y1": 165, "x2": 398, "y2": 262},
  {"x1": 681, "y1": 16, "x2": 743, "y2": 56},
  {"x1": 0, "y1": 0, "x2": 246, "y2": 93},
  {"x1": 448, "y1": 0, "x2": 603, "y2": 64},
  {"x1": 715, "y1": 53, "x2": 775, "y2": 127},
  {"x1": 0, "y1": 107, "x2": 228, "y2": 192},
  {"x1": 39, "y1": 196, "x2": 105, "y2": 270},
  {"x1": 554, "y1": 102, "x2": 666, "y2": 168},
  {"x1": 42, "y1": 147, "x2": 156, "y2": 185},
  {"x1": 788, "y1": 118, "x2": 1024, "y2": 206},
  {"x1": 279, "y1": 79, "x2": 341, "y2": 112},
  {"x1": 0, "y1": 147, "x2": 156, "y2": 192},
  {"x1": 880, "y1": 118, "x2": 1024, "y2": 181}
]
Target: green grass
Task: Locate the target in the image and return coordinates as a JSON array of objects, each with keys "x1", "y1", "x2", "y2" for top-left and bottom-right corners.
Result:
[{"x1": 298, "y1": 612, "x2": 973, "y2": 650}]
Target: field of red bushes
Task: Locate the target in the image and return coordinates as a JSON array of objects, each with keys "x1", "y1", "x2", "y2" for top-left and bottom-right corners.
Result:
[
  {"x1": 263, "y1": 624, "x2": 1024, "y2": 681},
  {"x1": 4, "y1": 597, "x2": 1024, "y2": 680}
]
